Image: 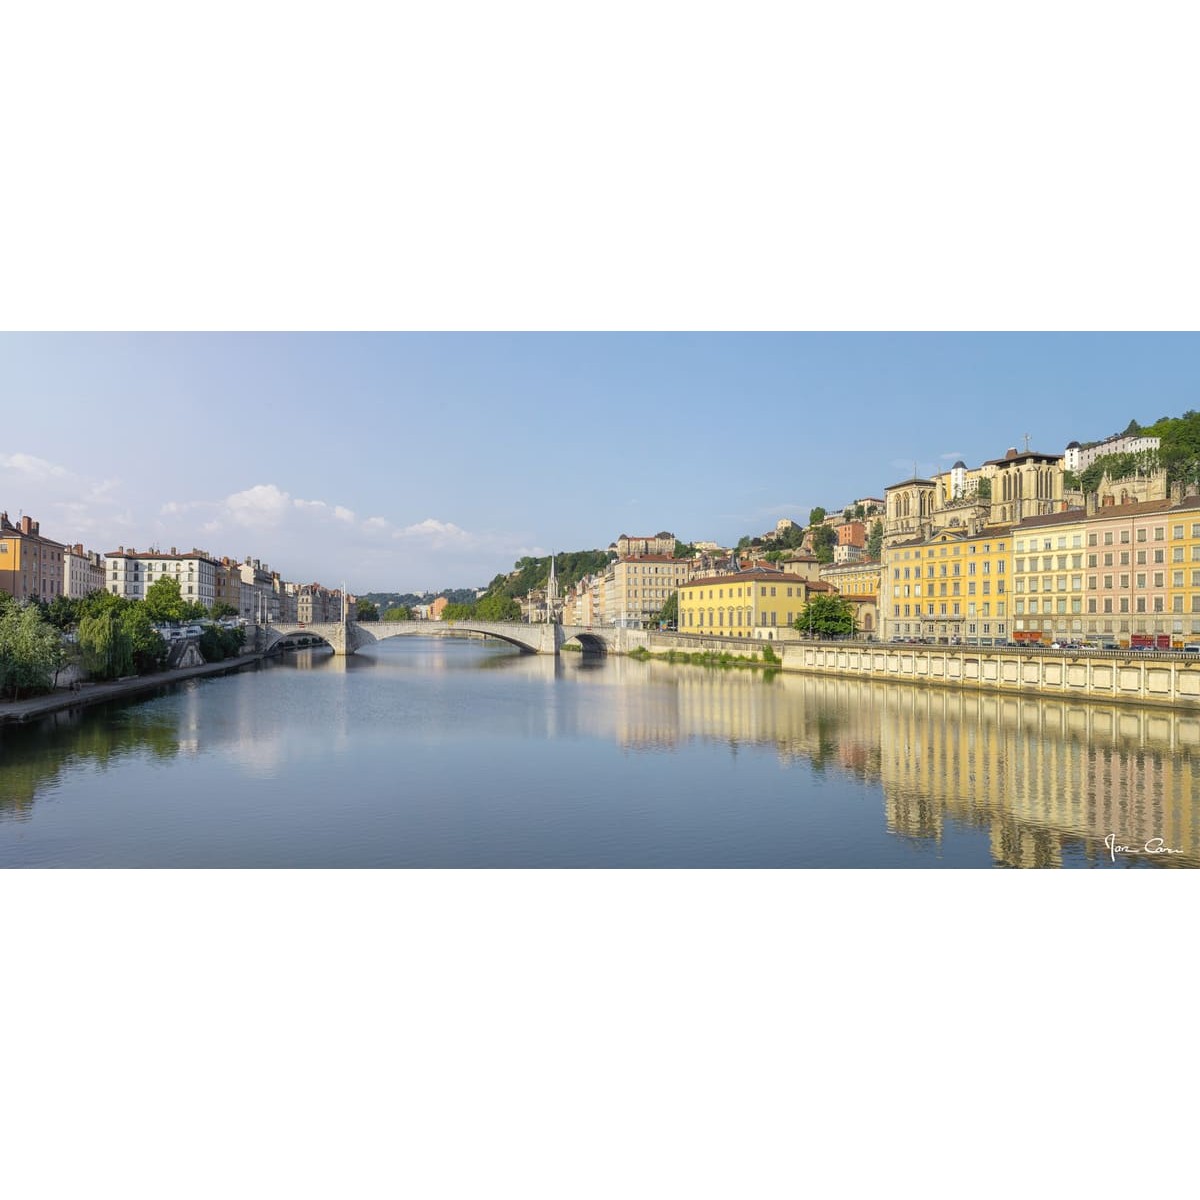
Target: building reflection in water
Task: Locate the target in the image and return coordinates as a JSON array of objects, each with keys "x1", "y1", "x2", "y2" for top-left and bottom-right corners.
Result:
[{"x1": 569, "y1": 660, "x2": 1200, "y2": 868}]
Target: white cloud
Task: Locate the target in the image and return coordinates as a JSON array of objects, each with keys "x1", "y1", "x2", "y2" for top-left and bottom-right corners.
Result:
[
  {"x1": 333, "y1": 506, "x2": 355, "y2": 523},
  {"x1": 225, "y1": 483, "x2": 293, "y2": 528},
  {"x1": 394, "y1": 518, "x2": 469, "y2": 542},
  {"x1": 0, "y1": 451, "x2": 68, "y2": 479}
]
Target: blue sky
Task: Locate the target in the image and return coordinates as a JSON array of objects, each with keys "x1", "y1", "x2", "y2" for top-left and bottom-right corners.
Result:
[{"x1": 2, "y1": 332, "x2": 1198, "y2": 593}]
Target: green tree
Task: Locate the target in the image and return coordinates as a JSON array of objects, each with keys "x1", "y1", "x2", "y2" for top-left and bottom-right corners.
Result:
[
  {"x1": 794, "y1": 593, "x2": 857, "y2": 639},
  {"x1": 356, "y1": 599, "x2": 380, "y2": 622},
  {"x1": 42, "y1": 593, "x2": 82, "y2": 631},
  {"x1": 210, "y1": 601, "x2": 239, "y2": 620},
  {"x1": 120, "y1": 606, "x2": 168, "y2": 674},
  {"x1": 199, "y1": 624, "x2": 245, "y2": 662},
  {"x1": 810, "y1": 524, "x2": 837, "y2": 564},
  {"x1": 0, "y1": 603, "x2": 66, "y2": 699},
  {"x1": 976, "y1": 477, "x2": 991, "y2": 500},
  {"x1": 441, "y1": 602, "x2": 477, "y2": 621},
  {"x1": 866, "y1": 519, "x2": 884, "y2": 561},
  {"x1": 79, "y1": 609, "x2": 134, "y2": 680},
  {"x1": 1158, "y1": 410, "x2": 1200, "y2": 486},
  {"x1": 477, "y1": 593, "x2": 520, "y2": 621},
  {"x1": 809, "y1": 506, "x2": 827, "y2": 526},
  {"x1": 382, "y1": 605, "x2": 413, "y2": 621},
  {"x1": 648, "y1": 591, "x2": 678, "y2": 628},
  {"x1": 144, "y1": 575, "x2": 188, "y2": 623}
]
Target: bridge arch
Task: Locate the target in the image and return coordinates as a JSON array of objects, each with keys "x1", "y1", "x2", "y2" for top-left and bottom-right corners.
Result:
[{"x1": 560, "y1": 630, "x2": 609, "y2": 655}]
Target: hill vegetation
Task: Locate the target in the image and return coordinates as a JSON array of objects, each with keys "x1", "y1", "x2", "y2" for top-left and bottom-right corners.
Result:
[{"x1": 1072, "y1": 411, "x2": 1200, "y2": 492}]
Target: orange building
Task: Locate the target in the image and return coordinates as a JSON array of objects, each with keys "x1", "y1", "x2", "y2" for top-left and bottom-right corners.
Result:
[{"x1": 0, "y1": 512, "x2": 67, "y2": 603}]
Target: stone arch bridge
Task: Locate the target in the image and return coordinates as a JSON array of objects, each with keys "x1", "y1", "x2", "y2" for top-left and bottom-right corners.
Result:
[{"x1": 261, "y1": 620, "x2": 648, "y2": 657}]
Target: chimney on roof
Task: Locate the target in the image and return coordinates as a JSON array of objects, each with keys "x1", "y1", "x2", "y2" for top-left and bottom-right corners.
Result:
[
  {"x1": 1086, "y1": 492, "x2": 1098, "y2": 516},
  {"x1": 21, "y1": 515, "x2": 34, "y2": 534},
  {"x1": 171, "y1": 546, "x2": 177, "y2": 555},
  {"x1": 1170, "y1": 481, "x2": 1184, "y2": 505}
]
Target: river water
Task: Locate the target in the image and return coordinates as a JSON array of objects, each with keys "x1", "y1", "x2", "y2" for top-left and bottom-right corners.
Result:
[{"x1": 1, "y1": 636, "x2": 1197, "y2": 867}]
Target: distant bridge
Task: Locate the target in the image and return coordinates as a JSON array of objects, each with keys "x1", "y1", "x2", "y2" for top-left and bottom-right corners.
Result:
[{"x1": 261, "y1": 620, "x2": 647, "y2": 657}]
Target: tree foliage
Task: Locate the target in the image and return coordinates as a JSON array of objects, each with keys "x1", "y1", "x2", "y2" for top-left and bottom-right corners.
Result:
[
  {"x1": 809, "y1": 507, "x2": 827, "y2": 526},
  {"x1": 0, "y1": 603, "x2": 66, "y2": 699},
  {"x1": 485, "y1": 550, "x2": 613, "y2": 601},
  {"x1": 1078, "y1": 450, "x2": 1160, "y2": 494},
  {"x1": 198, "y1": 625, "x2": 245, "y2": 662},
  {"x1": 809, "y1": 524, "x2": 836, "y2": 564},
  {"x1": 1156, "y1": 410, "x2": 1200, "y2": 486},
  {"x1": 648, "y1": 591, "x2": 678, "y2": 627},
  {"x1": 79, "y1": 609, "x2": 134, "y2": 680},
  {"x1": 866, "y1": 519, "x2": 884, "y2": 561},
  {"x1": 476, "y1": 593, "x2": 521, "y2": 621},
  {"x1": 356, "y1": 599, "x2": 380, "y2": 622},
  {"x1": 122, "y1": 606, "x2": 168, "y2": 674},
  {"x1": 382, "y1": 605, "x2": 413, "y2": 621},
  {"x1": 144, "y1": 575, "x2": 188, "y2": 623},
  {"x1": 442, "y1": 602, "x2": 476, "y2": 621},
  {"x1": 794, "y1": 593, "x2": 857, "y2": 638}
]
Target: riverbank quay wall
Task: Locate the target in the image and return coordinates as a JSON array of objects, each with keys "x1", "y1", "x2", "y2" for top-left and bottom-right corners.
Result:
[
  {"x1": 0, "y1": 654, "x2": 265, "y2": 725},
  {"x1": 643, "y1": 633, "x2": 1200, "y2": 710}
]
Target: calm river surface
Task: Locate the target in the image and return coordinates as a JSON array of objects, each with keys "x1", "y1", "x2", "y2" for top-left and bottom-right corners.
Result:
[{"x1": 2, "y1": 636, "x2": 1198, "y2": 867}]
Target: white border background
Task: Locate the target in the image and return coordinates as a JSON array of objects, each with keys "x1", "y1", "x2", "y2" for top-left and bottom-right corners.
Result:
[{"x1": 3, "y1": 2, "x2": 1198, "y2": 1196}]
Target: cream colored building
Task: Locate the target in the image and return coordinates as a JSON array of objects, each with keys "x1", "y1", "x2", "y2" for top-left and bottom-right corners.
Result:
[
  {"x1": 603, "y1": 554, "x2": 690, "y2": 627},
  {"x1": 106, "y1": 546, "x2": 220, "y2": 608},
  {"x1": 63, "y1": 543, "x2": 106, "y2": 599}
]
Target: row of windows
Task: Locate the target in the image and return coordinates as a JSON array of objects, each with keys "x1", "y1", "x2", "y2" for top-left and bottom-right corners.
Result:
[
  {"x1": 894, "y1": 602, "x2": 1005, "y2": 617},
  {"x1": 686, "y1": 584, "x2": 806, "y2": 600},
  {"x1": 1013, "y1": 597, "x2": 1200, "y2": 614},
  {"x1": 893, "y1": 543, "x2": 1005, "y2": 558},
  {"x1": 1016, "y1": 524, "x2": 1200, "y2": 554},
  {"x1": 685, "y1": 610, "x2": 789, "y2": 627},
  {"x1": 1014, "y1": 572, "x2": 1200, "y2": 591},
  {"x1": 895, "y1": 561, "x2": 1004, "y2": 579},
  {"x1": 895, "y1": 581, "x2": 1004, "y2": 597},
  {"x1": 891, "y1": 622, "x2": 1007, "y2": 636}
]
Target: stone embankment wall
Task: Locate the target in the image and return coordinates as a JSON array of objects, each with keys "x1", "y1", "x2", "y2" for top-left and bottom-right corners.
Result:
[{"x1": 643, "y1": 634, "x2": 1200, "y2": 709}]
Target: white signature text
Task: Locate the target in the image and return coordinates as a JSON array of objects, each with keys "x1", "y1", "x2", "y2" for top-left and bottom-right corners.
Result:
[{"x1": 1105, "y1": 833, "x2": 1184, "y2": 863}]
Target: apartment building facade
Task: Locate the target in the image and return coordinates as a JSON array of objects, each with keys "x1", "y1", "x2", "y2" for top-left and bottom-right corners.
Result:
[
  {"x1": 1013, "y1": 493, "x2": 1200, "y2": 645},
  {"x1": 882, "y1": 525, "x2": 1012, "y2": 644},
  {"x1": 677, "y1": 568, "x2": 834, "y2": 638},
  {"x1": 0, "y1": 512, "x2": 67, "y2": 602},
  {"x1": 820, "y1": 559, "x2": 882, "y2": 638},
  {"x1": 603, "y1": 554, "x2": 690, "y2": 627},
  {"x1": 63, "y1": 543, "x2": 106, "y2": 599},
  {"x1": 105, "y1": 547, "x2": 220, "y2": 608}
]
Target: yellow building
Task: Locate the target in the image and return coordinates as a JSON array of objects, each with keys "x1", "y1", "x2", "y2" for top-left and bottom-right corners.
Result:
[
  {"x1": 1167, "y1": 494, "x2": 1200, "y2": 642},
  {"x1": 677, "y1": 567, "x2": 834, "y2": 639},
  {"x1": 882, "y1": 525, "x2": 1012, "y2": 644},
  {"x1": 819, "y1": 560, "x2": 882, "y2": 639},
  {"x1": 0, "y1": 512, "x2": 67, "y2": 603}
]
